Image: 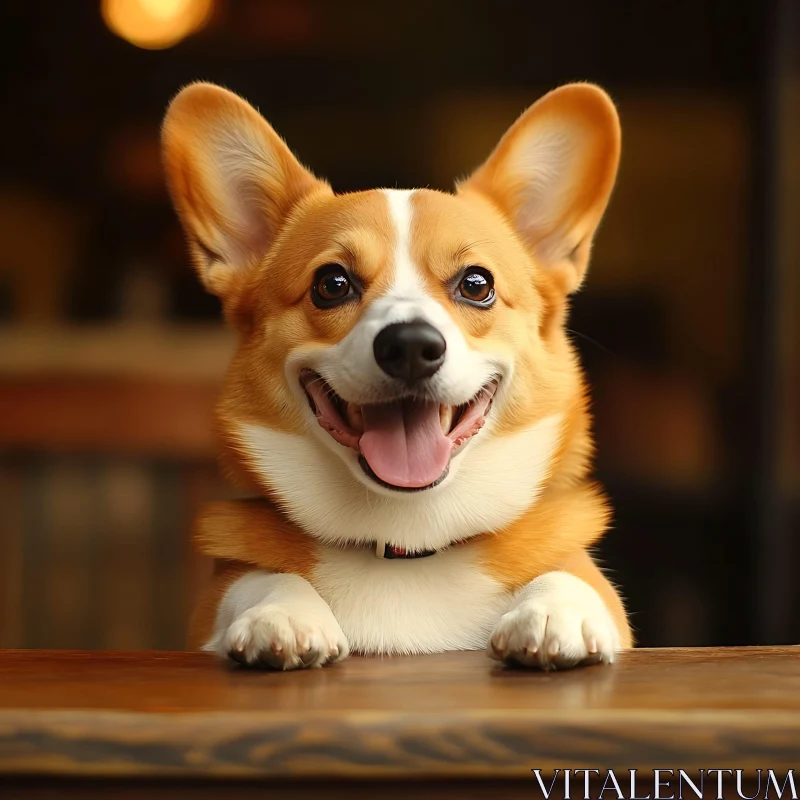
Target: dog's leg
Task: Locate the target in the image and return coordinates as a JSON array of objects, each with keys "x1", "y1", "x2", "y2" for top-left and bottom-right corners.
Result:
[
  {"x1": 206, "y1": 571, "x2": 349, "y2": 670},
  {"x1": 488, "y1": 550, "x2": 631, "y2": 670}
]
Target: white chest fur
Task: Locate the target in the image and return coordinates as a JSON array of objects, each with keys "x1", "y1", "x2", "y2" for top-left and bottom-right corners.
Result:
[{"x1": 311, "y1": 545, "x2": 512, "y2": 655}]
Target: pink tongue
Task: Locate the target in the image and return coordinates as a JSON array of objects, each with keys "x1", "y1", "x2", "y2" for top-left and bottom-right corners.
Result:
[{"x1": 360, "y1": 400, "x2": 452, "y2": 488}]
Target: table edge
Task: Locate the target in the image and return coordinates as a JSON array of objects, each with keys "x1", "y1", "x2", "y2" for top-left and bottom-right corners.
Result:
[{"x1": 2, "y1": 707, "x2": 799, "y2": 779}]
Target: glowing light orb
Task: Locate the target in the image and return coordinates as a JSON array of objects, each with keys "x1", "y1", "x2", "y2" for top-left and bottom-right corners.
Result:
[{"x1": 102, "y1": 0, "x2": 214, "y2": 50}]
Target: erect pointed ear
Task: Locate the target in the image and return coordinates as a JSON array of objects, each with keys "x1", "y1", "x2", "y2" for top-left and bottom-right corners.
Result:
[
  {"x1": 161, "y1": 82, "x2": 329, "y2": 298},
  {"x1": 458, "y1": 83, "x2": 620, "y2": 294}
]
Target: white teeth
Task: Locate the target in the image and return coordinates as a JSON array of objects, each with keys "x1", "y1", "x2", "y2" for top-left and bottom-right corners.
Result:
[
  {"x1": 439, "y1": 405, "x2": 454, "y2": 434},
  {"x1": 345, "y1": 402, "x2": 364, "y2": 433}
]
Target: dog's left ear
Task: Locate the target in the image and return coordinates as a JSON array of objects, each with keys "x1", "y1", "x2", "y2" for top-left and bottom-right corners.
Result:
[{"x1": 459, "y1": 83, "x2": 620, "y2": 294}]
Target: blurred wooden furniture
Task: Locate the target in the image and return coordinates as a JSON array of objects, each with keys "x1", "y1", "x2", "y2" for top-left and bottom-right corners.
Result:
[
  {"x1": 0, "y1": 324, "x2": 232, "y2": 456},
  {"x1": 1, "y1": 647, "x2": 799, "y2": 798},
  {"x1": 0, "y1": 325, "x2": 234, "y2": 651},
  {"x1": 0, "y1": 191, "x2": 86, "y2": 324}
]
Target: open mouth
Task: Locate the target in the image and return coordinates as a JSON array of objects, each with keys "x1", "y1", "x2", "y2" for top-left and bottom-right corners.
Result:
[{"x1": 300, "y1": 370, "x2": 498, "y2": 492}]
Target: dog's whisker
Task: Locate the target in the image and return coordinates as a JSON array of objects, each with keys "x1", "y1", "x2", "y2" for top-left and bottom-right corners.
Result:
[{"x1": 566, "y1": 328, "x2": 614, "y2": 356}]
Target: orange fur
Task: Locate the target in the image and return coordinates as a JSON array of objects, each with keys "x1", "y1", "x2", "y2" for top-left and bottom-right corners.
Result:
[
  {"x1": 478, "y1": 483, "x2": 610, "y2": 587},
  {"x1": 162, "y1": 81, "x2": 632, "y2": 653},
  {"x1": 193, "y1": 499, "x2": 317, "y2": 576}
]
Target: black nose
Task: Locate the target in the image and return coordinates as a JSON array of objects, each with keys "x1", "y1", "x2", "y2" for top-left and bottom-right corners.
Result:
[{"x1": 373, "y1": 320, "x2": 447, "y2": 383}]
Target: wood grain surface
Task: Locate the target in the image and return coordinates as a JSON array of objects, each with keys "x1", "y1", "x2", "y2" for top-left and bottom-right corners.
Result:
[{"x1": 1, "y1": 647, "x2": 799, "y2": 781}]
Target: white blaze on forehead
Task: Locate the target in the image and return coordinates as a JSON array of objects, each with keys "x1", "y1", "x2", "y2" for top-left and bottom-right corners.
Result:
[
  {"x1": 382, "y1": 189, "x2": 422, "y2": 297},
  {"x1": 300, "y1": 186, "x2": 505, "y2": 407}
]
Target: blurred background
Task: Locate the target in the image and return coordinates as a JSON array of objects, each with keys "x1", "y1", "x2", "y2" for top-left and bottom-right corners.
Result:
[{"x1": 0, "y1": 0, "x2": 797, "y2": 651}]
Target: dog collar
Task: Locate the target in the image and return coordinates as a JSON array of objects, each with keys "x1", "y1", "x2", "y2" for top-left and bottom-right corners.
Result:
[
  {"x1": 374, "y1": 538, "x2": 436, "y2": 559},
  {"x1": 372, "y1": 531, "x2": 490, "y2": 559}
]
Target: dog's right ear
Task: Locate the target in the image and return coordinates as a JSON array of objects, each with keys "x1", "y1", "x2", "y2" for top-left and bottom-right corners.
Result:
[{"x1": 162, "y1": 82, "x2": 329, "y2": 298}]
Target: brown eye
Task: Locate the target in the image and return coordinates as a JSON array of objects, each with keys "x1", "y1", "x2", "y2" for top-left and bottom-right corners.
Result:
[
  {"x1": 457, "y1": 268, "x2": 495, "y2": 306},
  {"x1": 312, "y1": 264, "x2": 355, "y2": 308}
]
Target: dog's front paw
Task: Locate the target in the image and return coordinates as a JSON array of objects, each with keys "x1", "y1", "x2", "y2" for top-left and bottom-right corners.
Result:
[
  {"x1": 488, "y1": 572, "x2": 620, "y2": 670},
  {"x1": 223, "y1": 605, "x2": 349, "y2": 670}
]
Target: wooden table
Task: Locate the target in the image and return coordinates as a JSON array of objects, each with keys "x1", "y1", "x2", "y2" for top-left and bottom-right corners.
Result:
[{"x1": 1, "y1": 647, "x2": 799, "y2": 798}]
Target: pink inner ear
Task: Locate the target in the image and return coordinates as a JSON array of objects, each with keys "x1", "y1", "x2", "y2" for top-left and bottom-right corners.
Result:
[
  {"x1": 215, "y1": 159, "x2": 325, "y2": 274},
  {"x1": 209, "y1": 166, "x2": 275, "y2": 269},
  {"x1": 163, "y1": 82, "x2": 328, "y2": 296},
  {"x1": 458, "y1": 86, "x2": 620, "y2": 296},
  {"x1": 509, "y1": 123, "x2": 587, "y2": 242}
]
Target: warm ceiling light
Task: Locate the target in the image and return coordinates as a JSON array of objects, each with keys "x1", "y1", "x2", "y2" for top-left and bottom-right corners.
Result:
[{"x1": 102, "y1": 0, "x2": 214, "y2": 50}]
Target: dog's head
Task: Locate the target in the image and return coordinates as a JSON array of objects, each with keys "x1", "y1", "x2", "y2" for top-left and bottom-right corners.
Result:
[{"x1": 162, "y1": 82, "x2": 620, "y2": 551}]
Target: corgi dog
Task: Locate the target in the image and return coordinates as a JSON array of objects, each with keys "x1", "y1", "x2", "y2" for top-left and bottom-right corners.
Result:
[{"x1": 162, "y1": 81, "x2": 632, "y2": 670}]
